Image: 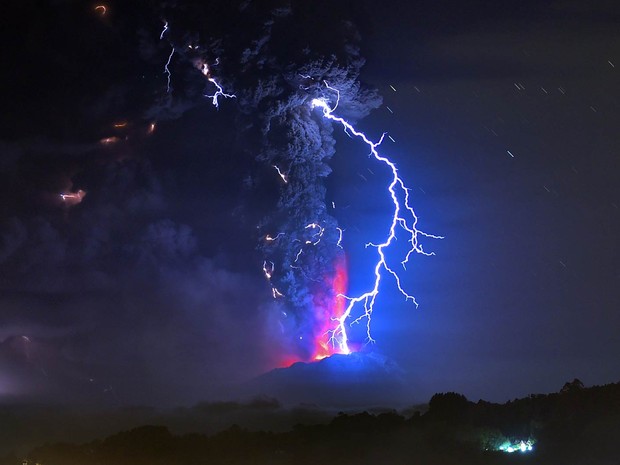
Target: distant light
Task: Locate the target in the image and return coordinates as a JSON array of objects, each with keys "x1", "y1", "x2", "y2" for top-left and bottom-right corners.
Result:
[{"x1": 498, "y1": 440, "x2": 534, "y2": 454}]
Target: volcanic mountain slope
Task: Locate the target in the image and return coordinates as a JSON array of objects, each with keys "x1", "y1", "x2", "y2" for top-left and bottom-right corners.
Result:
[{"x1": 245, "y1": 351, "x2": 412, "y2": 408}]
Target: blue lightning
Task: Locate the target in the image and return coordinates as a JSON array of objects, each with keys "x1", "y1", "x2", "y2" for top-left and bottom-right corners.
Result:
[
  {"x1": 311, "y1": 83, "x2": 442, "y2": 354},
  {"x1": 164, "y1": 47, "x2": 175, "y2": 94},
  {"x1": 200, "y1": 63, "x2": 236, "y2": 109},
  {"x1": 160, "y1": 20, "x2": 175, "y2": 94},
  {"x1": 273, "y1": 165, "x2": 289, "y2": 183},
  {"x1": 160, "y1": 21, "x2": 169, "y2": 40},
  {"x1": 336, "y1": 227, "x2": 344, "y2": 249}
]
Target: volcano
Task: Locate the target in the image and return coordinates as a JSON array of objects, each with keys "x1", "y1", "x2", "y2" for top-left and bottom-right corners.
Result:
[{"x1": 246, "y1": 351, "x2": 411, "y2": 408}]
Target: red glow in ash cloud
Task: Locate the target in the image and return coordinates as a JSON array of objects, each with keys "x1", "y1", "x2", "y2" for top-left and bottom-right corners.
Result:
[
  {"x1": 312, "y1": 255, "x2": 350, "y2": 361},
  {"x1": 273, "y1": 256, "x2": 352, "y2": 369}
]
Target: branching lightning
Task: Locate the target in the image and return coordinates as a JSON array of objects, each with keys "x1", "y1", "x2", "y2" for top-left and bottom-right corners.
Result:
[
  {"x1": 200, "y1": 63, "x2": 236, "y2": 109},
  {"x1": 310, "y1": 82, "x2": 442, "y2": 354}
]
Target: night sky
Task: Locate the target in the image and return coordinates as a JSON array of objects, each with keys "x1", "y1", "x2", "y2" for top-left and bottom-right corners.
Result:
[{"x1": 1, "y1": 0, "x2": 619, "y2": 408}]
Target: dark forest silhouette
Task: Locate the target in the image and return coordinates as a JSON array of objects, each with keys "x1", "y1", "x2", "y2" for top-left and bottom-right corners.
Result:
[{"x1": 5, "y1": 379, "x2": 620, "y2": 465}]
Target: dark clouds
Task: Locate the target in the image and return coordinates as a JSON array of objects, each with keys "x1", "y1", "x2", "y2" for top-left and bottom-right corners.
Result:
[
  {"x1": 0, "y1": 0, "x2": 385, "y2": 404},
  {"x1": 0, "y1": 146, "x2": 281, "y2": 402}
]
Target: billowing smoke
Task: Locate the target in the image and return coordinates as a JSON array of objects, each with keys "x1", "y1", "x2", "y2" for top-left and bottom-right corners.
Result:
[{"x1": 155, "y1": 1, "x2": 381, "y2": 360}]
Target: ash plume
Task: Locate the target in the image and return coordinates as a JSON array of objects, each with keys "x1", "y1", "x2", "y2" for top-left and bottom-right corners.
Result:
[
  {"x1": 0, "y1": 0, "x2": 392, "y2": 405},
  {"x1": 155, "y1": 1, "x2": 381, "y2": 358}
]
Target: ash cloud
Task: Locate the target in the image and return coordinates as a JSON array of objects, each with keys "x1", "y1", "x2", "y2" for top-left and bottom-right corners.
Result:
[
  {"x1": 155, "y1": 0, "x2": 382, "y2": 358},
  {"x1": 0, "y1": 129, "x2": 275, "y2": 405},
  {"x1": 0, "y1": 155, "x2": 275, "y2": 405},
  {"x1": 0, "y1": 0, "x2": 383, "y2": 405}
]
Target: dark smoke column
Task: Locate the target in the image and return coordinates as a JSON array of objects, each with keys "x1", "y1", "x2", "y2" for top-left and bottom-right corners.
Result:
[
  {"x1": 235, "y1": 6, "x2": 382, "y2": 361},
  {"x1": 253, "y1": 74, "x2": 346, "y2": 360}
]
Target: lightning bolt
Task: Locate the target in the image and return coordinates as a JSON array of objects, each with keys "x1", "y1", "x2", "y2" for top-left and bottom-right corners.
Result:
[
  {"x1": 262, "y1": 260, "x2": 285, "y2": 299},
  {"x1": 262, "y1": 260, "x2": 275, "y2": 280},
  {"x1": 164, "y1": 47, "x2": 175, "y2": 94},
  {"x1": 265, "y1": 233, "x2": 285, "y2": 242},
  {"x1": 311, "y1": 82, "x2": 442, "y2": 354},
  {"x1": 336, "y1": 227, "x2": 344, "y2": 249},
  {"x1": 305, "y1": 223, "x2": 325, "y2": 246},
  {"x1": 200, "y1": 63, "x2": 236, "y2": 109},
  {"x1": 59, "y1": 190, "x2": 86, "y2": 206},
  {"x1": 273, "y1": 165, "x2": 288, "y2": 183},
  {"x1": 159, "y1": 20, "x2": 175, "y2": 94},
  {"x1": 160, "y1": 21, "x2": 169, "y2": 40}
]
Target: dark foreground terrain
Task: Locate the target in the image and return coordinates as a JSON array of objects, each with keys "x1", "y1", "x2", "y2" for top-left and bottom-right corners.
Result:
[{"x1": 4, "y1": 379, "x2": 620, "y2": 465}]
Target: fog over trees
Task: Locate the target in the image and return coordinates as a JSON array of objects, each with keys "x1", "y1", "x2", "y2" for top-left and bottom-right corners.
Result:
[{"x1": 4, "y1": 379, "x2": 620, "y2": 465}]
